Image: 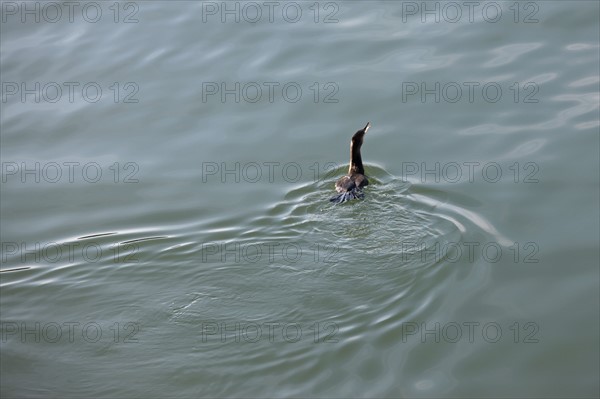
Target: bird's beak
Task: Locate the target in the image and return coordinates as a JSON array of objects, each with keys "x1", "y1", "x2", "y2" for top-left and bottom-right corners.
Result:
[{"x1": 364, "y1": 122, "x2": 371, "y2": 133}]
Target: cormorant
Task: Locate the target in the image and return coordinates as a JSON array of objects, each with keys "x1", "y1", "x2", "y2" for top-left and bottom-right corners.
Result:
[{"x1": 330, "y1": 122, "x2": 370, "y2": 203}]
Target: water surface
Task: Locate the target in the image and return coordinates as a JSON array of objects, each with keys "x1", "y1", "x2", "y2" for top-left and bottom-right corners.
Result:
[{"x1": 1, "y1": 1, "x2": 599, "y2": 397}]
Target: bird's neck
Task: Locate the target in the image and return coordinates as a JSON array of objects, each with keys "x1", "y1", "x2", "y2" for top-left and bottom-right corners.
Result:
[{"x1": 349, "y1": 144, "x2": 364, "y2": 174}]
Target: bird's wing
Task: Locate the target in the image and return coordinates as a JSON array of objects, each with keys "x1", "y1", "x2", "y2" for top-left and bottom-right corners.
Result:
[
  {"x1": 335, "y1": 176, "x2": 356, "y2": 193},
  {"x1": 354, "y1": 174, "x2": 368, "y2": 188}
]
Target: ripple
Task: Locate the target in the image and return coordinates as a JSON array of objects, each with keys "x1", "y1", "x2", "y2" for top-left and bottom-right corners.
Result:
[
  {"x1": 569, "y1": 75, "x2": 600, "y2": 88},
  {"x1": 484, "y1": 43, "x2": 542, "y2": 67},
  {"x1": 504, "y1": 139, "x2": 547, "y2": 158}
]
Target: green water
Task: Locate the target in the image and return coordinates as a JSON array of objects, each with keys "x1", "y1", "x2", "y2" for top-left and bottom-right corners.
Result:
[{"x1": 1, "y1": 1, "x2": 599, "y2": 397}]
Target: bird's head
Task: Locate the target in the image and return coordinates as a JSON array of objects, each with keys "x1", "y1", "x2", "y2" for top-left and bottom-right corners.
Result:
[{"x1": 351, "y1": 122, "x2": 370, "y2": 148}]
